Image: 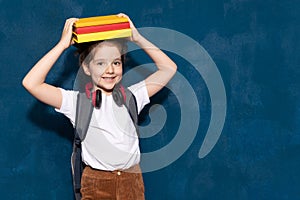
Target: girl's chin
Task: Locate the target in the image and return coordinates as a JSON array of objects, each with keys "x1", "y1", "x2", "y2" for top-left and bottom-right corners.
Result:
[
  {"x1": 102, "y1": 78, "x2": 116, "y2": 83},
  {"x1": 96, "y1": 84, "x2": 116, "y2": 93},
  {"x1": 95, "y1": 78, "x2": 122, "y2": 92}
]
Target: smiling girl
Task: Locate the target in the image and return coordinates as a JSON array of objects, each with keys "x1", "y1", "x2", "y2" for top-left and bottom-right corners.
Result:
[{"x1": 22, "y1": 13, "x2": 177, "y2": 200}]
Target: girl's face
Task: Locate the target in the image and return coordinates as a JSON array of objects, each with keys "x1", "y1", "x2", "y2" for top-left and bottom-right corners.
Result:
[{"x1": 83, "y1": 42, "x2": 123, "y2": 94}]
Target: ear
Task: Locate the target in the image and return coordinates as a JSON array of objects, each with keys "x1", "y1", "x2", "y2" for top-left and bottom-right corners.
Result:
[{"x1": 82, "y1": 62, "x2": 91, "y2": 76}]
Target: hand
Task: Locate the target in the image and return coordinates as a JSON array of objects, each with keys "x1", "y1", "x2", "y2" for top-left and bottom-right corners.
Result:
[
  {"x1": 58, "y1": 18, "x2": 78, "y2": 49},
  {"x1": 116, "y1": 13, "x2": 141, "y2": 43}
]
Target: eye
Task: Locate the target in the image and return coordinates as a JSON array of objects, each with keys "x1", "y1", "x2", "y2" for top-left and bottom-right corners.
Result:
[
  {"x1": 97, "y1": 62, "x2": 107, "y2": 67},
  {"x1": 113, "y1": 61, "x2": 122, "y2": 66}
]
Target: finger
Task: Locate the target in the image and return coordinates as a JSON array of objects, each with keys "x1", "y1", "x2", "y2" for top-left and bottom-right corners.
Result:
[
  {"x1": 65, "y1": 18, "x2": 78, "y2": 27},
  {"x1": 70, "y1": 39, "x2": 75, "y2": 45},
  {"x1": 116, "y1": 13, "x2": 127, "y2": 17},
  {"x1": 64, "y1": 18, "x2": 78, "y2": 32},
  {"x1": 118, "y1": 14, "x2": 135, "y2": 27}
]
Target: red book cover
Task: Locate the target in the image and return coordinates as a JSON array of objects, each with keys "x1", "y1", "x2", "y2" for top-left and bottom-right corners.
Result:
[{"x1": 74, "y1": 22, "x2": 130, "y2": 34}]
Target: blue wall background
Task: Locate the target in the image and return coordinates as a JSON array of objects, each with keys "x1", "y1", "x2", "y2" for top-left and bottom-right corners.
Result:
[{"x1": 1, "y1": 0, "x2": 299, "y2": 199}]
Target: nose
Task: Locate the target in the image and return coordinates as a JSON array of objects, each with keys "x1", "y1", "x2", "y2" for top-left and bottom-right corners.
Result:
[{"x1": 105, "y1": 63, "x2": 114, "y2": 74}]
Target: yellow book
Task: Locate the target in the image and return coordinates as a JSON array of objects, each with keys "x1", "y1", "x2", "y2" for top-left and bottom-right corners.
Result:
[
  {"x1": 73, "y1": 28, "x2": 132, "y2": 43},
  {"x1": 74, "y1": 15, "x2": 129, "y2": 28}
]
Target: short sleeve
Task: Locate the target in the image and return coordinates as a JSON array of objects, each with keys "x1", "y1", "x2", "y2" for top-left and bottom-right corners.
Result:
[
  {"x1": 54, "y1": 88, "x2": 78, "y2": 126},
  {"x1": 128, "y1": 81, "x2": 150, "y2": 114}
]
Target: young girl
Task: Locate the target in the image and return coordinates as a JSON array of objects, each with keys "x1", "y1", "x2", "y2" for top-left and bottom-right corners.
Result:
[{"x1": 22, "y1": 13, "x2": 177, "y2": 200}]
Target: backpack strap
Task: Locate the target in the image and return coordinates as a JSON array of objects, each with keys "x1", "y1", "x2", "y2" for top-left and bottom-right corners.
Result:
[
  {"x1": 122, "y1": 86, "x2": 139, "y2": 136},
  {"x1": 75, "y1": 92, "x2": 94, "y2": 141},
  {"x1": 71, "y1": 92, "x2": 93, "y2": 200}
]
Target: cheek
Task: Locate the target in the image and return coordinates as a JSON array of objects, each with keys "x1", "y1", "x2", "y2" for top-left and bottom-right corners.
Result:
[
  {"x1": 90, "y1": 65, "x2": 106, "y2": 76},
  {"x1": 116, "y1": 67, "x2": 123, "y2": 75}
]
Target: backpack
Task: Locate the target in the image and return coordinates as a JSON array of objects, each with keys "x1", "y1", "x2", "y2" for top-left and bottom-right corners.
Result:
[{"x1": 71, "y1": 85, "x2": 138, "y2": 200}]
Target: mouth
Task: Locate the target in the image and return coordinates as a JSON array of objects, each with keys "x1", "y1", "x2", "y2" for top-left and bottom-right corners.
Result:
[
  {"x1": 103, "y1": 77, "x2": 115, "y2": 79},
  {"x1": 102, "y1": 76, "x2": 116, "y2": 82}
]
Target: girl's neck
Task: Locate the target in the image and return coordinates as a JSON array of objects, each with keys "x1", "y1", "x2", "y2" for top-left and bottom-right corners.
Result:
[{"x1": 95, "y1": 86, "x2": 113, "y2": 96}]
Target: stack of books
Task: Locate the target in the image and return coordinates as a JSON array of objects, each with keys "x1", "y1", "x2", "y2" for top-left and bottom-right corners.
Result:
[{"x1": 72, "y1": 15, "x2": 132, "y2": 43}]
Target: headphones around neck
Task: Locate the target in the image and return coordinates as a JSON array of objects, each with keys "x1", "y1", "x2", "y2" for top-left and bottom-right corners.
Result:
[{"x1": 85, "y1": 82, "x2": 127, "y2": 109}]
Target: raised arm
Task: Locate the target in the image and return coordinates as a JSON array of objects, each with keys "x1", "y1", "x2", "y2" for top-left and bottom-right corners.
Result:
[
  {"x1": 118, "y1": 14, "x2": 177, "y2": 98},
  {"x1": 22, "y1": 18, "x2": 78, "y2": 109}
]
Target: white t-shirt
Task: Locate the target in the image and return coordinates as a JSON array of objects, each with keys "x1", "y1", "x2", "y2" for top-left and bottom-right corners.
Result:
[{"x1": 55, "y1": 81, "x2": 150, "y2": 171}]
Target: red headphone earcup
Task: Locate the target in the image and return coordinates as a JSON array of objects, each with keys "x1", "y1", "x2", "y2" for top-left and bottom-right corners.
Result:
[
  {"x1": 113, "y1": 84, "x2": 125, "y2": 107},
  {"x1": 91, "y1": 91, "x2": 96, "y2": 107},
  {"x1": 85, "y1": 82, "x2": 93, "y2": 99},
  {"x1": 85, "y1": 82, "x2": 101, "y2": 108}
]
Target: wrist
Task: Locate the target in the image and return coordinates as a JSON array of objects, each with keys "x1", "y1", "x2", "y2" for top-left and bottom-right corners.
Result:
[
  {"x1": 134, "y1": 35, "x2": 157, "y2": 51},
  {"x1": 56, "y1": 40, "x2": 69, "y2": 51},
  {"x1": 133, "y1": 34, "x2": 146, "y2": 46}
]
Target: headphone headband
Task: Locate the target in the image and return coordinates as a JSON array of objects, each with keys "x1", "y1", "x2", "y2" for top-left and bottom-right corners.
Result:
[{"x1": 84, "y1": 82, "x2": 126, "y2": 108}]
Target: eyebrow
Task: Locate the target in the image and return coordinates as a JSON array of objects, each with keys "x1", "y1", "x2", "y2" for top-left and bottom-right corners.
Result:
[{"x1": 93, "y1": 57, "x2": 122, "y2": 62}]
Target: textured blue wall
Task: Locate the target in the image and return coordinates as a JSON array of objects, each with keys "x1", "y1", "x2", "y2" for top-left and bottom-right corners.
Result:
[{"x1": 0, "y1": 0, "x2": 299, "y2": 199}]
